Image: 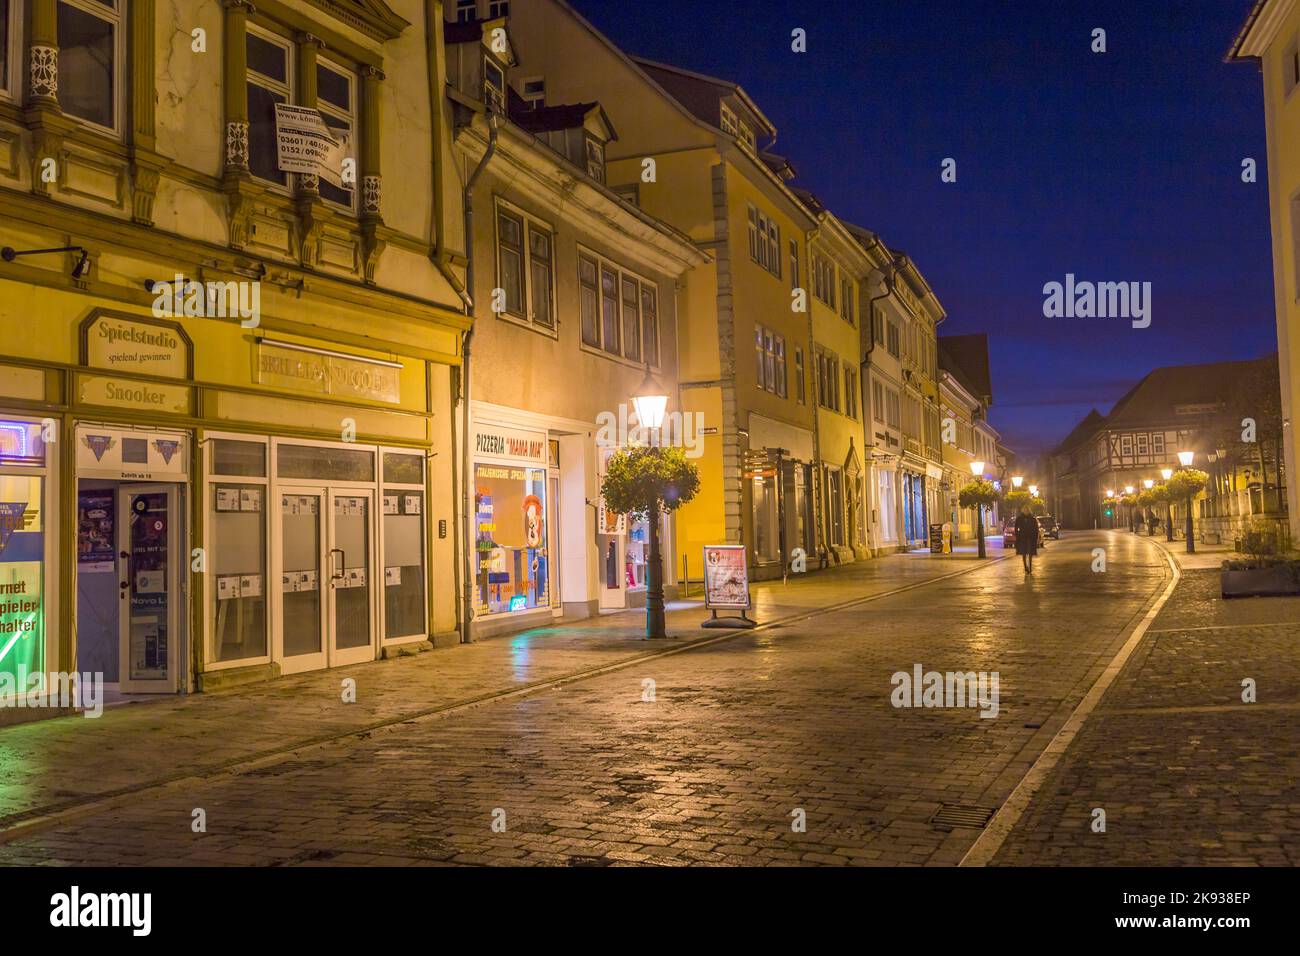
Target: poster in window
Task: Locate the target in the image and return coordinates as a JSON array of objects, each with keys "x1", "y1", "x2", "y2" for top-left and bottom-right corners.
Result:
[
  {"x1": 522, "y1": 494, "x2": 544, "y2": 548},
  {"x1": 702, "y1": 545, "x2": 750, "y2": 610},
  {"x1": 77, "y1": 489, "x2": 115, "y2": 573}
]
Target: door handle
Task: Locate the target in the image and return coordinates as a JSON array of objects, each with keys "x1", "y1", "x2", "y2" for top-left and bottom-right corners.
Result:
[{"x1": 329, "y1": 548, "x2": 345, "y2": 581}]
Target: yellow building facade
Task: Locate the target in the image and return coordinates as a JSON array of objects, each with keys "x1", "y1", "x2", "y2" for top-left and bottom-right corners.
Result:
[
  {"x1": 0, "y1": 0, "x2": 468, "y2": 697},
  {"x1": 1229, "y1": 0, "x2": 1300, "y2": 543}
]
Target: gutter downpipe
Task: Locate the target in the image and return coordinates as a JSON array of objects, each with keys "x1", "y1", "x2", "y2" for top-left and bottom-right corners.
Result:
[{"x1": 458, "y1": 111, "x2": 500, "y2": 643}]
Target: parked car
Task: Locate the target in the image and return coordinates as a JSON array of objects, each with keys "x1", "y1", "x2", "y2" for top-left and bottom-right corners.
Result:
[
  {"x1": 1036, "y1": 514, "x2": 1060, "y2": 540},
  {"x1": 1003, "y1": 519, "x2": 1046, "y2": 549}
]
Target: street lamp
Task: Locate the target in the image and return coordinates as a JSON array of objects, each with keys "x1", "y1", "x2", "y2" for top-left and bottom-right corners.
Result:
[
  {"x1": 1028, "y1": 484, "x2": 1038, "y2": 497},
  {"x1": 632, "y1": 365, "x2": 670, "y2": 638},
  {"x1": 1160, "y1": 468, "x2": 1174, "y2": 541},
  {"x1": 1176, "y1": 450, "x2": 1195, "y2": 554},
  {"x1": 1012, "y1": 475, "x2": 1023, "y2": 488},
  {"x1": 970, "y1": 460, "x2": 986, "y2": 559}
]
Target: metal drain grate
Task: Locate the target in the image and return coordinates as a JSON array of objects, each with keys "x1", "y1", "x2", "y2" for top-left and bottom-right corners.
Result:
[{"x1": 930, "y1": 804, "x2": 997, "y2": 831}]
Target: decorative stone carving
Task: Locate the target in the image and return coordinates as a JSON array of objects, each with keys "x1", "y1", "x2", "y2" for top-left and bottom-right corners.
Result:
[
  {"x1": 30, "y1": 46, "x2": 58, "y2": 99},
  {"x1": 298, "y1": 172, "x2": 320, "y2": 194},
  {"x1": 131, "y1": 165, "x2": 162, "y2": 226},
  {"x1": 226, "y1": 122, "x2": 249, "y2": 169},
  {"x1": 363, "y1": 175, "x2": 381, "y2": 214},
  {"x1": 226, "y1": 189, "x2": 256, "y2": 249},
  {"x1": 360, "y1": 222, "x2": 385, "y2": 284}
]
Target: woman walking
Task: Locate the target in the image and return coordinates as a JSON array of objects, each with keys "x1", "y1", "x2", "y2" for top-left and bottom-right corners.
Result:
[{"x1": 1014, "y1": 505, "x2": 1039, "y2": 574}]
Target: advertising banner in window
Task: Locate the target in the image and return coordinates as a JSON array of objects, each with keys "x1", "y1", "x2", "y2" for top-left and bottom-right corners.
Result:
[
  {"x1": 0, "y1": 482, "x2": 44, "y2": 689},
  {"x1": 702, "y1": 545, "x2": 750, "y2": 610},
  {"x1": 274, "y1": 104, "x2": 352, "y2": 189}
]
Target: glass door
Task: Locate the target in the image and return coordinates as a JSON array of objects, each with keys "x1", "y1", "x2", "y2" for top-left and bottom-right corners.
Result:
[
  {"x1": 328, "y1": 489, "x2": 375, "y2": 666},
  {"x1": 278, "y1": 487, "x2": 326, "y2": 674},
  {"x1": 117, "y1": 484, "x2": 179, "y2": 694}
]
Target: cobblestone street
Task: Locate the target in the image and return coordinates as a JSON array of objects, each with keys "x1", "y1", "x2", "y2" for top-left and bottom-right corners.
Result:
[{"x1": 0, "y1": 530, "x2": 1219, "y2": 866}]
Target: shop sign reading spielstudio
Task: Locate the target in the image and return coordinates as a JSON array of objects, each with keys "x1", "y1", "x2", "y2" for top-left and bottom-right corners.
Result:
[
  {"x1": 81, "y1": 313, "x2": 191, "y2": 380},
  {"x1": 473, "y1": 424, "x2": 547, "y2": 466},
  {"x1": 257, "y1": 341, "x2": 401, "y2": 405}
]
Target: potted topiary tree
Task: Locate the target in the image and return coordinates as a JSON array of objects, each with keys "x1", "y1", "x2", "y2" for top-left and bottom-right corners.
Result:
[
  {"x1": 958, "y1": 478, "x2": 999, "y2": 559},
  {"x1": 600, "y1": 445, "x2": 701, "y2": 638},
  {"x1": 1137, "y1": 488, "x2": 1157, "y2": 535},
  {"x1": 1166, "y1": 468, "x2": 1208, "y2": 554}
]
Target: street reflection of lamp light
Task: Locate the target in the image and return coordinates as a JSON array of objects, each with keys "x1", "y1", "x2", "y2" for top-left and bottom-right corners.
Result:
[
  {"x1": 1178, "y1": 450, "x2": 1194, "y2": 468},
  {"x1": 1012, "y1": 475, "x2": 1023, "y2": 488}
]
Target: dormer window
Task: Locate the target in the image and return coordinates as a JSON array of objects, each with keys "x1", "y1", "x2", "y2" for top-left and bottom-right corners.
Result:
[
  {"x1": 456, "y1": 0, "x2": 476, "y2": 23},
  {"x1": 585, "y1": 137, "x2": 605, "y2": 184},
  {"x1": 520, "y1": 77, "x2": 545, "y2": 109},
  {"x1": 720, "y1": 102, "x2": 738, "y2": 137},
  {"x1": 484, "y1": 58, "x2": 505, "y2": 112}
]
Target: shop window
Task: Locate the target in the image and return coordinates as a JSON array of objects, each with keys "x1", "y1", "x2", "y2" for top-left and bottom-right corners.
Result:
[
  {"x1": 277, "y1": 444, "x2": 375, "y2": 482},
  {"x1": 473, "y1": 464, "x2": 549, "y2": 615},
  {"x1": 213, "y1": 438, "x2": 267, "y2": 477},
  {"x1": 247, "y1": 27, "x2": 293, "y2": 187},
  {"x1": 211, "y1": 483, "x2": 267, "y2": 663},
  {"x1": 0, "y1": 420, "x2": 48, "y2": 467},
  {"x1": 0, "y1": 471, "x2": 46, "y2": 689},
  {"x1": 58, "y1": 0, "x2": 123, "y2": 135},
  {"x1": 316, "y1": 58, "x2": 357, "y2": 210},
  {"x1": 382, "y1": 489, "x2": 425, "y2": 638},
  {"x1": 751, "y1": 472, "x2": 779, "y2": 563},
  {"x1": 382, "y1": 451, "x2": 423, "y2": 485}
]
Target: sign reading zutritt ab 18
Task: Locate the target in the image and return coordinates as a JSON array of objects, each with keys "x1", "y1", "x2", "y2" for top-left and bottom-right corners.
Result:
[{"x1": 702, "y1": 545, "x2": 750, "y2": 610}]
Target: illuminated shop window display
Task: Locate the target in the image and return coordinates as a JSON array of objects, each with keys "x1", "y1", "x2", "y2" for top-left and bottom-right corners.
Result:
[
  {"x1": 0, "y1": 421, "x2": 48, "y2": 689},
  {"x1": 474, "y1": 464, "x2": 549, "y2": 614}
]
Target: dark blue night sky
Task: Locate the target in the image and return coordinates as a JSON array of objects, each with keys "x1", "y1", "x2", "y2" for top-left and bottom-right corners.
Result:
[{"x1": 569, "y1": 0, "x2": 1274, "y2": 458}]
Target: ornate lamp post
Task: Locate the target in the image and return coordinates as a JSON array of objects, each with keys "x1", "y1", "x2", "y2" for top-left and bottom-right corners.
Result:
[
  {"x1": 1106, "y1": 488, "x2": 1115, "y2": 528},
  {"x1": 631, "y1": 366, "x2": 670, "y2": 638},
  {"x1": 1161, "y1": 467, "x2": 1174, "y2": 541},
  {"x1": 1124, "y1": 485, "x2": 1135, "y2": 532},
  {"x1": 970, "y1": 460, "x2": 986, "y2": 559},
  {"x1": 1177, "y1": 450, "x2": 1196, "y2": 554}
]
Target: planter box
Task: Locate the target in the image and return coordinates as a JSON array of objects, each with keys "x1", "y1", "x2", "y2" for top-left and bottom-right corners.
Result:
[{"x1": 1221, "y1": 565, "x2": 1300, "y2": 598}]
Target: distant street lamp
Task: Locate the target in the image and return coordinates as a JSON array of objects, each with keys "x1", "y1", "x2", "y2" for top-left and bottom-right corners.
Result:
[
  {"x1": 1124, "y1": 485, "x2": 1136, "y2": 532},
  {"x1": 970, "y1": 460, "x2": 986, "y2": 559},
  {"x1": 1160, "y1": 468, "x2": 1174, "y2": 541},
  {"x1": 1177, "y1": 450, "x2": 1196, "y2": 554},
  {"x1": 1012, "y1": 475, "x2": 1024, "y2": 488},
  {"x1": 632, "y1": 365, "x2": 670, "y2": 638},
  {"x1": 1028, "y1": 484, "x2": 1038, "y2": 497}
]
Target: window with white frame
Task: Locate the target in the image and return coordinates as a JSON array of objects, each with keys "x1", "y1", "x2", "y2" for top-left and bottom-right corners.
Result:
[
  {"x1": 789, "y1": 238, "x2": 799, "y2": 291},
  {"x1": 316, "y1": 57, "x2": 357, "y2": 210},
  {"x1": 843, "y1": 363, "x2": 858, "y2": 419},
  {"x1": 755, "y1": 325, "x2": 786, "y2": 396},
  {"x1": 0, "y1": 0, "x2": 16, "y2": 100},
  {"x1": 519, "y1": 76, "x2": 545, "y2": 109},
  {"x1": 1120, "y1": 434, "x2": 1133, "y2": 456},
  {"x1": 872, "y1": 379, "x2": 885, "y2": 423},
  {"x1": 1152, "y1": 432, "x2": 1165, "y2": 455},
  {"x1": 840, "y1": 276, "x2": 855, "y2": 324},
  {"x1": 747, "y1": 204, "x2": 781, "y2": 278},
  {"x1": 720, "y1": 102, "x2": 738, "y2": 137},
  {"x1": 246, "y1": 26, "x2": 293, "y2": 187},
  {"x1": 887, "y1": 320, "x2": 900, "y2": 357},
  {"x1": 456, "y1": 0, "x2": 476, "y2": 23},
  {"x1": 494, "y1": 203, "x2": 555, "y2": 330},
  {"x1": 1136, "y1": 433, "x2": 1149, "y2": 455},
  {"x1": 816, "y1": 348, "x2": 840, "y2": 411},
  {"x1": 488, "y1": 0, "x2": 509, "y2": 17},
  {"x1": 886, "y1": 388, "x2": 901, "y2": 429},
  {"x1": 58, "y1": 0, "x2": 125, "y2": 135},
  {"x1": 794, "y1": 347, "x2": 806, "y2": 404},
  {"x1": 585, "y1": 137, "x2": 605, "y2": 184},
  {"x1": 484, "y1": 57, "x2": 505, "y2": 113},
  {"x1": 579, "y1": 250, "x2": 659, "y2": 364}
]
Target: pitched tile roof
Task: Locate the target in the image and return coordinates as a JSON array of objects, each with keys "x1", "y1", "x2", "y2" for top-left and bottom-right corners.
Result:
[{"x1": 938, "y1": 333, "x2": 992, "y2": 404}]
